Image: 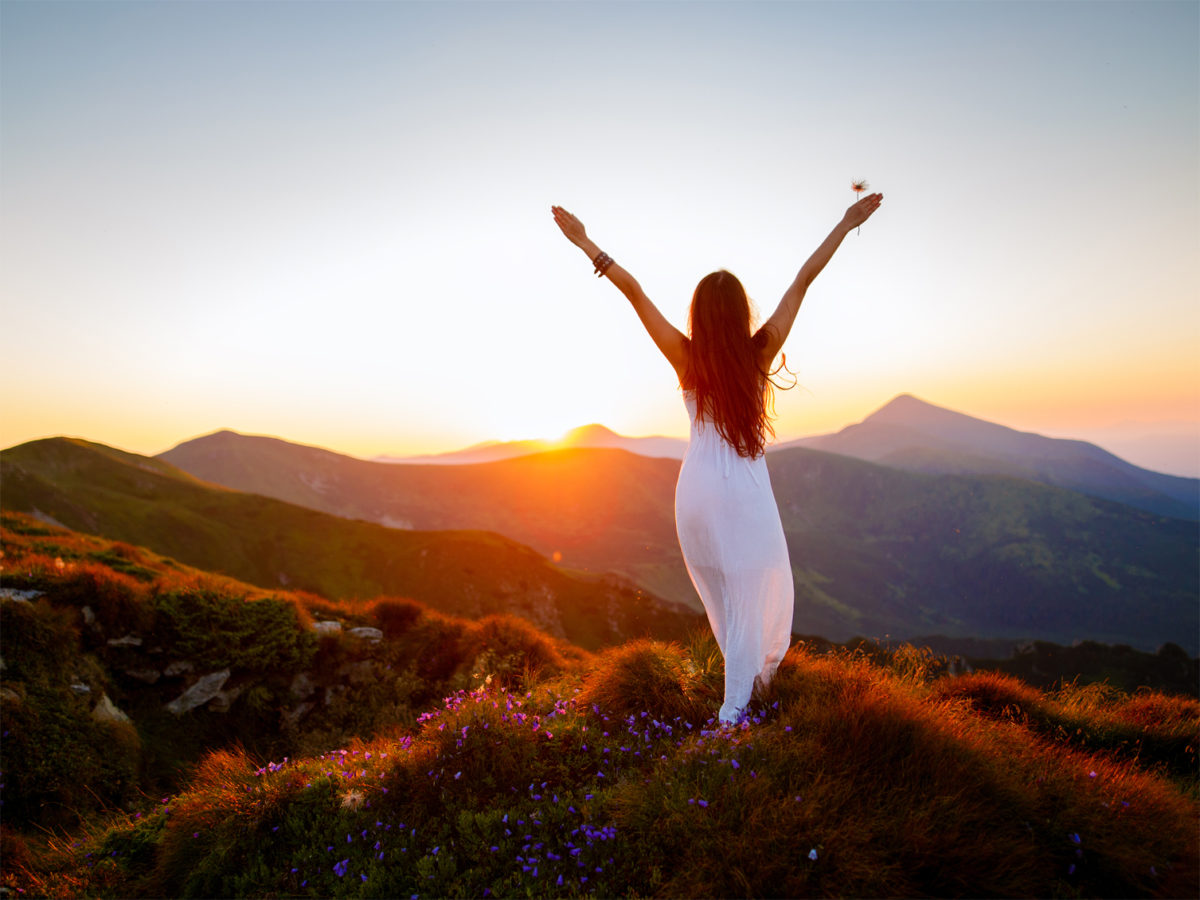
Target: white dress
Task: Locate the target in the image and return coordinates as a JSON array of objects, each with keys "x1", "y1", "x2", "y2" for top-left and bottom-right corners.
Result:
[{"x1": 675, "y1": 391, "x2": 794, "y2": 723}]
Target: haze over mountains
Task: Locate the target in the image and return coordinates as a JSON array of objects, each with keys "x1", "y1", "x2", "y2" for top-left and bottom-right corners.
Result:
[
  {"x1": 378, "y1": 423, "x2": 687, "y2": 465},
  {"x1": 146, "y1": 395, "x2": 1199, "y2": 653},
  {"x1": 381, "y1": 395, "x2": 1196, "y2": 520},
  {"x1": 3, "y1": 395, "x2": 1195, "y2": 654}
]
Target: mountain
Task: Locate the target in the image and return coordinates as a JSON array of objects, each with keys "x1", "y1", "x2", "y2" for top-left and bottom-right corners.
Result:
[
  {"x1": 781, "y1": 394, "x2": 1198, "y2": 520},
  {"x1": 157, "y1": 428, "x2": 1198, "y2": 653},
  {"x1": 0, "y1": 438, "x2": 700, "y2": 650},
  {"x1": 376, "y1": 423, "x2": 687, "y2": 464},
  {"x1": 765, "y1": 446, "x2": 1197, "y2": 652},
  {"x1": 161, "y1": 430, "x2": 696, "y2": 606}
]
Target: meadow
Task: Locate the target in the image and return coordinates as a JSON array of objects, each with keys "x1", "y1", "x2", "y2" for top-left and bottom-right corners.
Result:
[{"x1": 2, "y1": 512, "x2": 1197, "y2": 898}]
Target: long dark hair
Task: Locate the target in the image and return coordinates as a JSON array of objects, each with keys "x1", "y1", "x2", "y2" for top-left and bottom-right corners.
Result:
[{"x1": 682, "y1": 270, "x2": 784, "y2": 458}]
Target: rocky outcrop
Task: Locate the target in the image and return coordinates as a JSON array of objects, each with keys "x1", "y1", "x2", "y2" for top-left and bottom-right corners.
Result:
[
  {"x1": 166, "y1": 669, "x2": 231, "y2": 715},
  {"x1": 0, "y1": 588, "x2": 41, "y2": 603},
  {"x1": 348, "y1": 626, "x2": 383, "y2": 642},
  {"x1": 107, "y1": 634, "x2": 143, "y2": 648},
  {"x1": 92, "y1": 693, "x2": 132, "y2": 724},
  {"x1": 312, "y1": 621, "x2": 342, "y2": 635}
]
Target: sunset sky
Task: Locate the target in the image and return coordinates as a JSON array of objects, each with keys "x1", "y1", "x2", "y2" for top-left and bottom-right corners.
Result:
[{"x1": 2, "y1": 1, "x2": 1197, "y2": 474}]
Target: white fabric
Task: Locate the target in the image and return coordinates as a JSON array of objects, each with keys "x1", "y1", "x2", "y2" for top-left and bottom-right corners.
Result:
[{"x1": 675, "y1": 391, "x2": 794, "y2": 723}]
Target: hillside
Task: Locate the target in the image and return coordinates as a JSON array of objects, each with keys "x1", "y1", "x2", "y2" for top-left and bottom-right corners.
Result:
[
  {"x1": 3, "y1": 513, "x2": 1196, "y2": 898},
  {"x1": 0, "y1": 439, "x2": 700, "y2": 650},
  {"x1": 156, "y1": 429, "x2": 1198, "y2": 653},
  {"x1": 161, "y1": 430, "x2": 697, "y2": 606},
  {"x1": 766, "y1": 446, "x2": 1199, "y2": 652},
  {"x1": 785, "y1": 394, "x2": 1199, "y2": 520}
]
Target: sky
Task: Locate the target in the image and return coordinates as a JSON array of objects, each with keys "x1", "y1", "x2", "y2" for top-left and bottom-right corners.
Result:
[{"x1": 2, "y1": 0, "x2": 1198, "y2": 475}]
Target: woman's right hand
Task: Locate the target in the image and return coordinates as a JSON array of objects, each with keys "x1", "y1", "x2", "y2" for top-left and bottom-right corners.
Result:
[
  {"x1": 842, "y1": 192, "x2": 884, "y2": 229},
  {"x1": 552, "y1": 205, "x2": 588, "y2": 246}
]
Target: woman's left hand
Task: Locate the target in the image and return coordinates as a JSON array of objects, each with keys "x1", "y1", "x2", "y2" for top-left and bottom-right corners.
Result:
[
  {"x1": 842, "y1": 192, "x2": 884, "y2": 229},
  {"x1": 552, "y1": 205, "x2": 588, "y2": 246}
]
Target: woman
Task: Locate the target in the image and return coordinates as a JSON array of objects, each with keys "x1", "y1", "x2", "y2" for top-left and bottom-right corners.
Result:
[{"x1": 552, "y1": 193, "x2": 884, "y2": 723}]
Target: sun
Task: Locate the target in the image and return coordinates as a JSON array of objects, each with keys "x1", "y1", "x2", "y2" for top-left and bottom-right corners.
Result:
[{"x1": 485, "y1": 406, "x2": 582, "y2": 445}]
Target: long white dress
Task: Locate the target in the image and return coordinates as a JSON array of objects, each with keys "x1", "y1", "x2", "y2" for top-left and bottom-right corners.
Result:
[{"x1": 675, "y1": 391, "x2": 794, "y2": 723}]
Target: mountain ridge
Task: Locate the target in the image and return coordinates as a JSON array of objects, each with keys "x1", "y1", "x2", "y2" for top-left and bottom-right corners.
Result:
[
  {"x1": 0, "y1": 437, "x2": 700, "y2": 650},
  {"x1": 780, "y1": 394, "x2": 1198, "y2": 519},
  {"x1": 155, "y1": 427, "x2": 1200, "y2": 653}
]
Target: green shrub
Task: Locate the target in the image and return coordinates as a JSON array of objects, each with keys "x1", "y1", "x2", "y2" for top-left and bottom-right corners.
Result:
[
  {"x1": 371, "y1": 597, "x2": 424, "y2": 638},
  {"x1": 152, "y1": 588, "x2": 315, "y2": 674}
]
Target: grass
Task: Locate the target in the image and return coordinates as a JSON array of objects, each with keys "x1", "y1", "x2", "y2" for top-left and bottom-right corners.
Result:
[
  {"x1": 5, "y1": 637, "x2": 1197, "y2": 898},
  {"x1": 2, "y1": 511, "x2": 1197, "y2": 897}
]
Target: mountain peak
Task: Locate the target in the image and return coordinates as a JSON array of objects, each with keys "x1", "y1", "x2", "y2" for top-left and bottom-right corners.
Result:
[
  {"x1": 562, "y1": 424, "x2": 620, "y2": 444},
  {"x1": 865, "y1": 394, "x2": 978, "y2": 428}
]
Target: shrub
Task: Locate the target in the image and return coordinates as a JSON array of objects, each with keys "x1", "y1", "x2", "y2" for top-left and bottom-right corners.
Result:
[
  {"x1": 152, "y1": 588, "x2": 315, "y2": 674},
  {"x1": 577, "y1": 640, "x2": 711, "y2": 723},
  {"x1": 456, "y1": 615, "x2": 571, "y2": 689},
  {"x1": 371, "y1": 597, "x2": 424, "y2": 638}
]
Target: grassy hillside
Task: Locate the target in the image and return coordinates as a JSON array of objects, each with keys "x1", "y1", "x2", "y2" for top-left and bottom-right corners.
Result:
[
  {"x1": 0, "y1": 439, "x2": 700, "y2": 649},
  {"x1": 0, "y1": 512, "x2": 590, "y2": 826},
  {"x1": 7, "y1": 636, "x2": 1198, "y2": 897},
  {"x1": 767, "y1": 447, "x2": 1199, "y2": 652},
  {"x1": 160, "y1": 431, "x2": 696, "y2": 606},
  {"x1": 3, "y1": 514, "x2": 1197, "y2": 898},
  {"x1": 157, "y1": 430, "x2": 1198, "y2": 653}
]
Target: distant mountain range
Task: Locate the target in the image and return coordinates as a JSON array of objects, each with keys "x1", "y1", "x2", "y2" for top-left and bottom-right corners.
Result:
[
  {"x1": 149, "y1": 400, "x2": 1199, "y2": 653},
  {"x1": 376, "y1": 423, "x2": 687, "y2": 464},
  {"x1": 0, "y1": 438, "x2": 700, "y2": 650},
  {"x1": 375, "y1": 395, "x2": 1197, "y2": 521},
  {"x1": 781, "y1": 395, "x2": 1197, "y2": 521}
]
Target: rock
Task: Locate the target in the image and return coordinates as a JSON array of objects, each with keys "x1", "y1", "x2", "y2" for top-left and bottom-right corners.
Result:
[
  {"x1": 92, "y1": 693, "x2": 132, "y2": 724},
  {"x1": 164, "y1": 660, "x2": 194, "y2": 677},
  {"x1": 284, "y1": 701, "x2": 314, "y2": 726},
  {"x1": 312, "y1": 620, "x2": 342, "y2": 635},
  {"x1": 107, "y1": 634, "x2": 143, "y2": 648},
  {"x1": 209, "y1": 685, "x2": 244, "y2": 713},
  {"x1": 0, "y1": 686, "x2": 21, "y2": 703},
  {"x1": 323, "y1": 685, "x2": 345, "y2": 707},
  {"x1": 81, "y1": 605, "x2": 96, "y2": 625},
  {"x1": 348, "y1": 626, "x2": 383, "y2": 642},
  {"x1": 166, "y1": 670, "x2": 231, "y2": 715},
  {"x1": 338, "y1": 660, "x2": 376, "y2": 685},
  {"x1": 124, "y1": 669, "x2": 161, "y2": 684},
  {"x1": 0, "y1": 588, "x2": 41, "y2": 604},
  {"x1": 290, "y1": 671, "x2": 317, "y2": 700},
  {"x1": 70, "y1": 682, "x2": 93, "y2": 695}
]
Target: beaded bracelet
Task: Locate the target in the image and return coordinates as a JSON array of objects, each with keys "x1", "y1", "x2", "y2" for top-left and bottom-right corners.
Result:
[{"x1": 592, "y1": 251, "x2": 614, "y2": 278}]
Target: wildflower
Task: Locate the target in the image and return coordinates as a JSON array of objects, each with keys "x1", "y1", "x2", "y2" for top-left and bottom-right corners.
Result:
[
  {"x1": 808, "y1": 849, "x2": 818, "y2": 861},
  {"x1": 850, "y1": 179, "x2": 869, "y2": 233},
  {"x1": 341, "y1": 789, "x2": 365, "y2": 809}
]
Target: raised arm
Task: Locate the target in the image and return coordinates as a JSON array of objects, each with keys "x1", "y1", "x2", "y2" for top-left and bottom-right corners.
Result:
[
  {"x1": 758, "y1": 192, "x2": 883, "y2": 364},
  {"x1": 552, "y1": 205, "x2": 688, "y2": 380}
]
